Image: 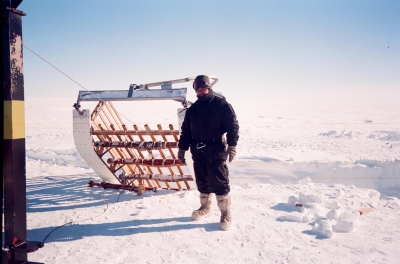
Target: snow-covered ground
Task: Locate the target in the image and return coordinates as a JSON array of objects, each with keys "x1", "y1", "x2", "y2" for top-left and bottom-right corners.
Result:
[{"x1": 3, "y1": 95, "x2": 400, "y2": 263}]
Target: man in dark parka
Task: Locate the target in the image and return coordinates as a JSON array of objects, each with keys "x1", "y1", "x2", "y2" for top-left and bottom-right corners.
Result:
[{"x1": 178, "y1": 75, "x2": 239, "y2": 231}]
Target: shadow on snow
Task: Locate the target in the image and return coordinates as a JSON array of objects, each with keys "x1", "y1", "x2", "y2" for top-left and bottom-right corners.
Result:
[
  {"x1": 24, "y1": 174, "x2": 163, "y2": 213},
  {"x1": 28, "y1": 217, "x2": 220, "y2": 243}
]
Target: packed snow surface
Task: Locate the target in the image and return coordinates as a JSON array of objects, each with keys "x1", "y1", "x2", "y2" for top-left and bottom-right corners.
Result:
[{"x1": 3, "y1": 97, "x2": 400, "y2": 263}]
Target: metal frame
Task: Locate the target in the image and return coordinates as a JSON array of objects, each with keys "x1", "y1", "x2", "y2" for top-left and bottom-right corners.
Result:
[{"x1": 73, "y1": 76, "x2": 218, "y2": 110}]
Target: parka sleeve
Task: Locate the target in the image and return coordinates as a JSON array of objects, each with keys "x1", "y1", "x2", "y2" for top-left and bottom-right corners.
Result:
[
  {"x1": 178, "y1": 107, "x2": 192, "y2": 150},
  {"x1": 222, "y1": 102, "x2": 239, "y2": 146}
]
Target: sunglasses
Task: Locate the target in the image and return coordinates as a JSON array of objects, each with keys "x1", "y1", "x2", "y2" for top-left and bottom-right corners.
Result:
[{"x1": 193, "y1": 79, "x2": 211, "y2": 90}]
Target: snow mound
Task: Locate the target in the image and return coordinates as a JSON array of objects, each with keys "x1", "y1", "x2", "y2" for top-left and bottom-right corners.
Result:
[
  {"x1": 312, "y1": 219, "x2": 333, "y2": 238},
  {"x1": 319, "y1": 130, "x2": 363, "y2": 139},
  {"x1": 368, "y1": 130, "x2": 400, "y2": 141},
  {"x1": 279, "y1": 180, "x2": 380, "y2": 239},
  {"x1": 333, "y1": 210, "x2": 360, "y2": 232}
]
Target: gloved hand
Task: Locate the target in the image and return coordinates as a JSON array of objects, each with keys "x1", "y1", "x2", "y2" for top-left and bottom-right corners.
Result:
[
  {"x1": 178, "y1": 149, "x2": 186, "y2": 164},
  {"x1": 227, "y1": 146, "x2": 236, "y2": 162}
]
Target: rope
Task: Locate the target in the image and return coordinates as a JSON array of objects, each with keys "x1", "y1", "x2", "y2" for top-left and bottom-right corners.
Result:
[
  {"x1": 23, "y1": 44, "x2": 142, "y2": 127},
  {"x1": 41, "y1": 192, "x2": 122, "y2": 243},
  {"x1": 23, "y1": 44, "x2": 89, "y2": 92}
]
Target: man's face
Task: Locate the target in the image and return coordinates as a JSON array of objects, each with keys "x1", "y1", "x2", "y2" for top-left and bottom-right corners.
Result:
[{"x1": 196, "y1": 88, "x2": 210, "y2": 97}]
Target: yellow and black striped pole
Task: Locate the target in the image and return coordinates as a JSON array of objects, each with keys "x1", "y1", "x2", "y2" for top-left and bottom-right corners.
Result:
[
  {"x1": 3, "y1": 1, "x2": 43, "y2": 263},
  {"x1": 3, "y1": 4, "x2": 28, "y2": 263}
]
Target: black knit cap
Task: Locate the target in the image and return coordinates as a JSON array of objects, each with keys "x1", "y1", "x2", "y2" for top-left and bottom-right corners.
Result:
[{"x1": 193, "y1": 75, "x2": 212, "y2": 90}]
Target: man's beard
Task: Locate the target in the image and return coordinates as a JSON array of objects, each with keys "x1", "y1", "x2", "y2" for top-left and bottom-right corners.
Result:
[{"x1": 196, "y1": 91, "x2": 212, "y2": 101}]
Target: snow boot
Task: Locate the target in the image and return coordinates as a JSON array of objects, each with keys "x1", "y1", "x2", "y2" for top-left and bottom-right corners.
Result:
[
  {"x1": 191, "y1": 193, "x2": 212, "y2": 221},
  {"x1": 216, "y1": 193, "x2": 232, "y2": 231}
]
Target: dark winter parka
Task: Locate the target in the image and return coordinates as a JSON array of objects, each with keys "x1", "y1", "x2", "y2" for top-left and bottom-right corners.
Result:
[{"x1": 178, "y1": 91, "x2": 239, "y2": 162}]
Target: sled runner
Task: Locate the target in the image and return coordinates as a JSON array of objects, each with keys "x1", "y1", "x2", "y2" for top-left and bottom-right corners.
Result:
[{"x1": 73, "y1": 77, "x2": 217, "y2": 195}]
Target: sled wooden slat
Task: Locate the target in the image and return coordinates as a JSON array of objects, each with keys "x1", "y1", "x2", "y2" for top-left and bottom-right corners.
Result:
[
  {"x1": 107, "y1": 158, "x2": 184, "y2": 166},
  {"x1": 169, "y1": 124, "x2": 180, "y2": 142},
  {"x1": 122, "y1": 174, "x2": 194, "y2": 182},
  {"x1": 94, "y1": 141, "x2": 179, "y2": 149},
  {"x1": 91, "y1": 130, "x2": 179, "y2": 136}
]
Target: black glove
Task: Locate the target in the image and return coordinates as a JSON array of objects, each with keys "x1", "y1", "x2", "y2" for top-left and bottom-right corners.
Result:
[
  {"x1": 178, "y1": 149, "x2": 186, "y2": 164},
  {"x1": 227, "y1": 146, "x2": 236, "y2": 162}
]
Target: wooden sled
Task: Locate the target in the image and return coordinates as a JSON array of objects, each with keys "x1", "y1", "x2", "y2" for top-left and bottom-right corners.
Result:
[{"x1": 72, "y1": 77, "x2": 218, "y2": 195}]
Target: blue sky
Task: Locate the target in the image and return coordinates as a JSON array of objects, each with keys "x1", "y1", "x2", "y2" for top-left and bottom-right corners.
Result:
[{"x1": 19, "y1": 0, "x2": 399, "y2": 102}]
